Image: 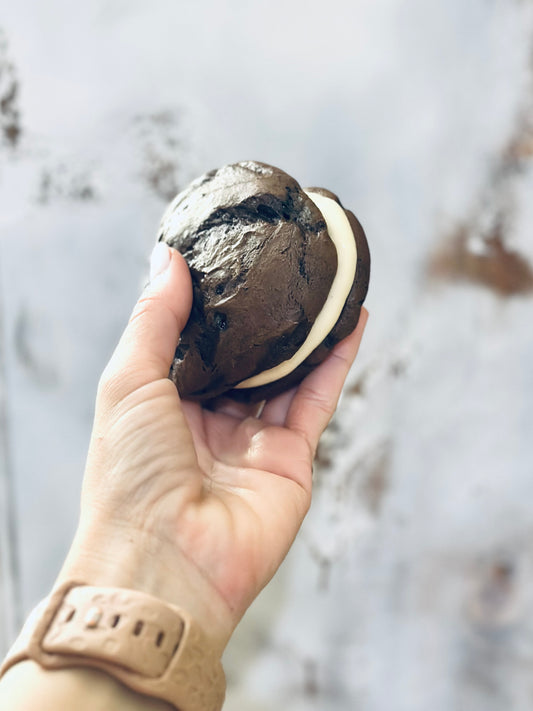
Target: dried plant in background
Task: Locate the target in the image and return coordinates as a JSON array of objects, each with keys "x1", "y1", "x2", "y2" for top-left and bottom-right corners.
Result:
[
  {"x1": 36, "y1": 163, "x2": 97, "y2": 203},
  {"x1": 427, "y1": 43, "x2": 533, "y2": 297},
  {"x1": 133, "y1": 111, "x2": 184, "y2": 201},
  {"x1": 0, "y1": 29, "x2": 21, "y2": 148},
  {"x1": 429, "y1": 222, "x2": 533, "y2": 297}
]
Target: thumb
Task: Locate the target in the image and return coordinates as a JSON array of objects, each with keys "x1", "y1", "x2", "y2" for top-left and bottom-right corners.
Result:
[{"x1": 100, "y1": 243, "x2": 193, "y2": 403}]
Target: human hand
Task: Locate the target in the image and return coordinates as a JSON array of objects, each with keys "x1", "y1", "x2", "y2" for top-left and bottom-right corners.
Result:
[{"x1": 59, "y1": 243, "x2": 368, "y2": 654}]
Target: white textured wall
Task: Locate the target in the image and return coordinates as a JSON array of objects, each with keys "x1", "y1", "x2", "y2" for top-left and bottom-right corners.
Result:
[{"x1": 1, "y1": 2, "x2": 533, "y2": 709}]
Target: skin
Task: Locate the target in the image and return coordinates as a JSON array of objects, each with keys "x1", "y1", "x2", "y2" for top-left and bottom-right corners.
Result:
[{"x1": 0, "y1": 244, "x2": 368, "y2": 709}]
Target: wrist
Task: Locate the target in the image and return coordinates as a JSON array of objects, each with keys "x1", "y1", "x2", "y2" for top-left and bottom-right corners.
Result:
[
  {"x1": 2, "y1": 576, "x2": 227, "y2": 711},
  {"x1": 57, "y1": 517, "x2": 234, "y2": 655},
  {"x1": 0, "y1": 660, "x2": 174, "y2": 711}
]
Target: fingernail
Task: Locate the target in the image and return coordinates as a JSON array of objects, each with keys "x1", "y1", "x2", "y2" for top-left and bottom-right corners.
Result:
[{"x1": 150, "y1": 242, "x2": 171, "y2": 280}]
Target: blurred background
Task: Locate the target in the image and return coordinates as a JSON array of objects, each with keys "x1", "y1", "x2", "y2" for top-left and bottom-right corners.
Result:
[{"x1": 1, "y1": 1, "x2": 533, "y2": 709}]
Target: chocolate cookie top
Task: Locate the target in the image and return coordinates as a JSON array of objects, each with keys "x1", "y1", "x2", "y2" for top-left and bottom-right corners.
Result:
[{"x1": 159, "y1": 161, "x2": 338, "y2": 400}]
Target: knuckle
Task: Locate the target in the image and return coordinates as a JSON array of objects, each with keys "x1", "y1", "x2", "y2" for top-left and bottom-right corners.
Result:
[
  {"x1": 302, "y1": 385, "x2": 333, "y2": 418},
  {"x1": 129, "y1": 293, "x2": 160, "y2": 326},
  {"x1": 97, "y1": 365, "x2": 128, "y2": 406}
]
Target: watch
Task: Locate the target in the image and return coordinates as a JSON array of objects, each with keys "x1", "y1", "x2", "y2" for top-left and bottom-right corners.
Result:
[{"x1": 0, "y1": 580, "x2": 225, "y2": 711}]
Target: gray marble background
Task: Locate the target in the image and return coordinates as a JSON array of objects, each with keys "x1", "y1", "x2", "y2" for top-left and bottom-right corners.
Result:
[{"x1": 2, "y1": 1, "x2": 533, "y2": 709}]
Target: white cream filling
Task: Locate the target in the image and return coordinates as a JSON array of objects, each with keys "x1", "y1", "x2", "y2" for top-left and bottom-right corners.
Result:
[{"x1": 235, "y1": 191, "x2": 357, "y2": 389}]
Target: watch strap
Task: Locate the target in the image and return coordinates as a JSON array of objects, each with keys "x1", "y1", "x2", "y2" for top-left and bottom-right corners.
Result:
[{"x1": 0, "y1": 581, "x2": 225, "y2": 711}]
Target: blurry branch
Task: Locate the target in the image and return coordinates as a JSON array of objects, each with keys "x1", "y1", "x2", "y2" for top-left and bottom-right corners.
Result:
[
  {"x1": 0, "y1": 29, "x2": 21, "y2": 148},
  {"x1": 0, "y1": 261, "x2": 21, "y2": 655},
  {"x1": 427, "y1": 30, "x2": 533, "y2": 297},
  {"x1": 133, "y1": 110, "x2": 184, "y2": 201}
]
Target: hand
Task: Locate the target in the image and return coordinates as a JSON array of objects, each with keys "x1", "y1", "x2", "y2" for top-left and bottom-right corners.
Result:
[{"x1": 59, "y1": 244, "x2": 368, "y2": 653}]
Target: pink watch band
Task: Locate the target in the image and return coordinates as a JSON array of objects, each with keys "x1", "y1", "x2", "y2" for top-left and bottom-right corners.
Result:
[{"x1": 0, "y1": 581, "x2": 225, "y2": 711}]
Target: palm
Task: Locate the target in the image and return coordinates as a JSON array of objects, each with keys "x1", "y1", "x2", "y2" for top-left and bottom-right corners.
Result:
[{"x1": 174, "y1": 392, "x2": 312, "y2": 613}]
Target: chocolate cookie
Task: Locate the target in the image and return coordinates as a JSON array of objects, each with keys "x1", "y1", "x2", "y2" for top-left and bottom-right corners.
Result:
[{"x1": 158, "y1": 161, "x2": 370, "y2": 401}]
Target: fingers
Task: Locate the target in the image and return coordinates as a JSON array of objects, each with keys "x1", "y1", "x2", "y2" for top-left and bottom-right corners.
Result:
[
  {"x1": 286, "y1": 308, "x2": 369, "y2": 455},
  {"x1": 260, "y1": 387, "x2": 298, "y2": 426},
  {"x1": 207, "y1": 306, "x2": 368, "y2": 437},
  {"x1": 99, "y1": 244, "x2": 192, "y2": 403},
  {"x1": 208, "y1": 397, "x2": 265, "y2": 420}
]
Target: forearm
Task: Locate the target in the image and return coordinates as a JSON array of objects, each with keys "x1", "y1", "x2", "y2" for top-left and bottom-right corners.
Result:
[{"x1": 0, "y1": 660, "x2": 173, "y2": 711}]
